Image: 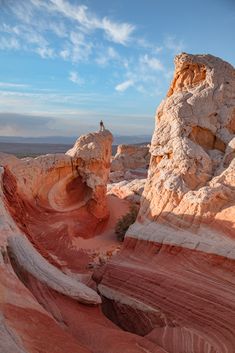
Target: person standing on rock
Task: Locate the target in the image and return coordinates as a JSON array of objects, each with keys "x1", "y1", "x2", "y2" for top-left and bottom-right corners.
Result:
[{"x1": 99, "y1": 120, "x2": 105, "y2": 132}]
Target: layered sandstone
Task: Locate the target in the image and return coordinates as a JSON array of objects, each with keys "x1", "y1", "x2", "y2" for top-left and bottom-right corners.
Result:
[
  {"x1": 1, "y1": 53, "x2": 235, "y2": 353},
  {"x1": 99, "y1": 53, "x2": 235, "y2": 353},
  {"x1": 0, "y1": 130, "x2": 166, "y2": 352},
  {"x1": 1, "y1": 130, "x2": 113, "y2": 271}
]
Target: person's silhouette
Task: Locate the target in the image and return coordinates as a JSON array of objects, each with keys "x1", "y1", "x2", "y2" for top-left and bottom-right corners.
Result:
[{"x1": 99, "y1": 120, "x2": 105, "y2": 131}]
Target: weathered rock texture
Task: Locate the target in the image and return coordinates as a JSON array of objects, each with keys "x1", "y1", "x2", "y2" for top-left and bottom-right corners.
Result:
[
  {"x1": 111, "y1": 144, "x2": 150, "y2": 172},
  {"x1": 99, "y1": 53, "x2": 235, "y2": 353},
  {"x1": 110, "y1": 144, "x2": 149, "y2": 181},
  {"x1": 109, "y1": 144, "x2": 149, "y2": 203},
  {"x1": 107, "y1": 178, "x2": 146, "y2": 204},
  {"x1": 0, "y1": 130, "x2": 166, "y2": 352},
  {"x1": 1, "y1": 130, "x2": 113, "y2": 272}
]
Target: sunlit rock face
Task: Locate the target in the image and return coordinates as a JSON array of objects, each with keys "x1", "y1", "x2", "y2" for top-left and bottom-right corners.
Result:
[
  {"x1": 0, "y1": 129, "x2": 168, "y2": 353},
  {"x1": 107, "y1": 178, "x2": 146, "y2": 205},
  {"x1": 1, "y1": 130, "x2": 113, "y2": 272},
  {"x1": 0, "y1": 149, "x2": 101, "y2": 352},
  {"x1": 66, "y1": 130, "x2": 113, "y2": 220},
  {"x1": 111, "y1": 144, "x2": 150, "y2": 175},
  {"x1": 98, "y1": 53, "x2": 235, "y2": 353},
  {"x1": 109, "y1": 144, "x2": 150, "y2": 203},
  {"x1": 1, "y1": 54, "x2": 235, "y2": 353}
]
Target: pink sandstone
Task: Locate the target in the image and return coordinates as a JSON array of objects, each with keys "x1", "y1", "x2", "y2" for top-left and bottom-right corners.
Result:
[
  {"x1": 98, "y1": 53, "x2": 235, "y2": 353},
  {"x1": 0, "y1": 52, "x2": 235, "y2": 353},
  {"x1": 0, "y1": 129, "x2": 166, "y2": 352}
]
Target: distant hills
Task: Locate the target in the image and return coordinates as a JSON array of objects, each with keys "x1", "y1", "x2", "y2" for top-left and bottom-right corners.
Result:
[
  {"x1": 0, "y1": 135, "x2": 151, "y2": 145},
  {"x1": 0, "y1": 135, "x2": 151, "y2": 158}
]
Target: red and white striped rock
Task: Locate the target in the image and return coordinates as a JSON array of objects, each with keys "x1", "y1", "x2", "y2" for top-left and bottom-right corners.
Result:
[
  {"x1": 99, "y1": 53, "x2": 235, "y2": 353},
  {"x1": 0, "y1": 130, "x2": 166, "y2": 352}
]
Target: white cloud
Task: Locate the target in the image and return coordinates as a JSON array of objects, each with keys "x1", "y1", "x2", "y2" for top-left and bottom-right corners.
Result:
[
  {"x1": 35, "y1": 46, "x2": 54, "y2": 58},
  {"x1": 0, "y1": 23, "x2": 20, "y2": 35},
  {"x1": 9, "y1": 0, "x2": 35, "y2": 24},
  {"x1": 164, "y1": 36, "x2": 184, "y2": 54},
  {"x1": 40, "y1": 0, "x2": 135, "y2": 45},
  {"x1": 60, "y1": 49, "x2": 70, "y2": 60},
  {"x1": 96, "y1": 46, "x2": 119, "y2": 66},
  {"x1": 0, "y1": 0, "x2": 185, "y2": 100},
  {"x1": 101, "y1": 17, "x2": 135, "y2": 45},
  {"x1": 59, "y1": 31, "x2": 92, "y2": 62},
  {"x1": 115, "y1": 52, "x2": 166, "y2": 95},
  {"x1": 22, "y1": 29, "x2": 47, "y2": 46},
  {"x1": 47, "y1": 21, "x2": 67, "y2": 38},
  {"x1": 136, "y1": 38, "x2": 163, "y2": 54},
  {"x1": 0, "y1": 37, "x2": 20, "y2": 50},
  {"x1": 69, "y1": 71, "x2": 83, "y2": 85},
  {"x1": 140, "y1": 54, "x2": 164, "y2": 71},
  {"x1": 0, "y1": 21, "x2": 55, "y2": 58},
  {"x1": 0, "y1": 82, "x2": 29, "y2": 88},
  {"x1": 115, "y1": 79, "x2": 134, "y2": 92},
  {"x1": 69, "y1": 31, "x2": 92, "y2": 62}
]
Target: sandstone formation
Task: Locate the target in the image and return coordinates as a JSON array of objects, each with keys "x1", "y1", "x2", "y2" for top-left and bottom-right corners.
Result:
[
  {"x1": 1, "y1": 130, "x2": 113, "y2": 272},
  {"x1": 107, "y1": 178, "x2": 145, "y2": 204},
  {"x1": 109, "y1": 144, "x2": 149, "y2": 203},
  {"x1": 0, "y1": 130, "x2": 165, "y2": 352},
  {"x1": 98, "y1": 53, "x2": 235, "y2": 353},
  {"x1": 110, "y1": 144, "x2": 149, "y2": 182},
  {"x1": 1, "y1": 53, "x2": 235, "y2": 353}
]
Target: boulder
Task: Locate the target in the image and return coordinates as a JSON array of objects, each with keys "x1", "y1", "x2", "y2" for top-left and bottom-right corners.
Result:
[
  {"x1": 109, "y1": 144, "x2": 149, "y2": 200},
  {"x1": 111, "y1": 144, "x2": 150, "y2": 174},
  {"x1": 107, "y1": 178, "x2": 146, "y2": 204}
]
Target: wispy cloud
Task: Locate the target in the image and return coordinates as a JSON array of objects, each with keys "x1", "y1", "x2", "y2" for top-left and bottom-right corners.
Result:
[
  {"x1": 21, "y1": 0, "x2": 135, "y2": 45},
  {"x1": 0, "y1": 82, "x2": 29, "y2": 88},
  {"x1": 35, "y1": 46, "x2": 54, "y2": 58},
  {"x1": 114, "y1": 52, "x2": 165, "y2": 95},
  {"x1": 0, "y1": 36, "x2": 20, "y2": 50},
  {"x1": 164, "y1": 36, "x2": 184, "y2": 54},
  {"x1": 47, "y1": 0, "x2": 135, "y2": 44},
  {"x1": 69, "y1": 71, "x2": 83, "y2": 85},
  {"x1": 96, "y1": 46, "x2": 120, "y2": 66},
  {"x1": 115, "y1": 79, "x2": 134, "y2": 92},
  {"x1": 68, "y1": 31, "x2": 92, "y2": 62},
  {"x1": 101, "y1": 17, "x2": 135, "y2": 45},
  {"x1": 0, "y1": 0, "x2": 185, "y2": 99},
  {"x1": 0, "y1": 19, "x2": 55, "y2": 58},
  {"x1": 0, "y1": 23, "x2": 20, "y2": 35},
  {"x1": 139, "y1": 54, "x2": 164, "y2": 71}
]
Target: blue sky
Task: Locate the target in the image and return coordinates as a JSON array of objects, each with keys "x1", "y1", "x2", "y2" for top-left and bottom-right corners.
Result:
[{"x1": 0, "y1": 0, "x2": 234, "y2": 137}]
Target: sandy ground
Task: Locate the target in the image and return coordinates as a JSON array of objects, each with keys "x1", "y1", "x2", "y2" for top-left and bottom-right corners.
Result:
[{"x1": 72, "y1": 195, "x2": 130, "y2": 253}]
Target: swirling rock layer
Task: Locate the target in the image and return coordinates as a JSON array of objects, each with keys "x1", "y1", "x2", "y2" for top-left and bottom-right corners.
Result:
[
  {"x1": 1, "y1": 53, "x2": 235, "y2": 353},
  {"x1": 99, "y1": 53, "x2": 235, "y2": 353},
  {"x1": 1, "y1": 130, "x2": 113, "y2": 272},
  {"x1": 0, "y1": 130, "x2": 166, "y2": 352}
]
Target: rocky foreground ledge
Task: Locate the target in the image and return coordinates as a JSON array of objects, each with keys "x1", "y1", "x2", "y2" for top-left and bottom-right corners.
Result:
[{"x1": 0, "y1": 53, "x2": 235, "y2": 353}]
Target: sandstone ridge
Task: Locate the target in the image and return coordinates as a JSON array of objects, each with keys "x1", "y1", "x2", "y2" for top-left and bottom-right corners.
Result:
[
  {"x1": 99, "y1": 53, "x2": 235, "y2": 353},
  {"x1": 0, "y1": 129, "x2": 166, "y2": 353}
]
